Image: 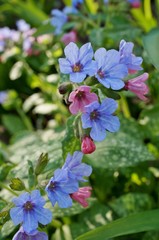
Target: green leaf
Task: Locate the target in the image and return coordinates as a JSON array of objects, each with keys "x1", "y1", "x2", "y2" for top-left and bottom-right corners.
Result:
[
  {"x1": 28, "y1": 160, "x2": 36, "y2": 189},
  {"x1": 0, "y1": 164, "x2": 13, "y2": 181},
  {"x1": 139, "y1": 104, "x2": 159, "y2": 148},
  {"x1": 109, "y1": 193, "x2": 154, "y2": 218},
  {"x1": 62, "y1": 116, "x2": 81, "y2": 159},
  {"x1": 0, "y1": 203, "x2": 13, "y2": 225},
  {"x1": 46, "y1": 198, "x2": 96, "y2": 218},
  {"x1": 33, "y1": 22, "x2": 55, "y2": 37},
  {"x1": 143, "y1": 29, "x2": 159, "y2": 70},
  {"x1": 76, "y1": 209, "x2": 159, "y2": 240},
  {"x1": 1, "y1": 220, "x2": 16, "y2": 238},
  {"x1": 35, "y1": 153, "x2": 49, "y2": 175},
  {"x1": 86, "y1": 129, "x2": 154, "y2": 169},
  {"x1": 9, "y1": 178, "x2": 25, "y2": 191},
  {"x1": 2, "y1": 114, "x2": 27, "y2": 135},
  {"x1": 8, "y1": 130, "x2": 63, "y2": 180},
  {"x1": 2, "y1": 0, "x2": 48, "y2": 27}
]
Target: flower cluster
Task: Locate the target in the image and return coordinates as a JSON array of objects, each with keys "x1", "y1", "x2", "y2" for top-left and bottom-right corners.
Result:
[
  {"x1": 58, "y1": 41, "x2": 149, "y2": 153},
  {"x1": 10, "y1": 151, "x2": 92, "y2": 239},
  {"x1": 45, "y1": 151, "x2": 92, "y2": 208},
  {"x1": 0, "y1": 19, "x2": 52, "y2": 57}
]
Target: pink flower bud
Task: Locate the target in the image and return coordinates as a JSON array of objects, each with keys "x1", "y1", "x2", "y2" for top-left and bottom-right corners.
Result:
[
  {"x1": 70, "y1": 187, "x2": 92, "y2": 208},
  {"x1": 61, "y1": 30, "x2": 77, "y2": 45},
  {"x1": 81, "y1": 136, "x2": 96, "y2": 154},
  {"x1": 125, "y1": 73, "x2": 149, "y2": 101}
]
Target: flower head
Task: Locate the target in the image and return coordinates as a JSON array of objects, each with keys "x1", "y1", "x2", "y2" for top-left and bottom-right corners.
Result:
[
  {"x1": 69, "y1": 86, "x2": 98, "y2": 114},
  {"x1": 59, "y1": 42, "x2": 97, "y2": 83},
  {"x1": 70, "y1": 186, "x2": 92, "y2": 207},
  {"x1": 125, "y1": 73, "x2": 149, "y2": 101},
  {"x1": 45, "y1": 168, "x2": 78, "y2": 208},
  {"x1": 81, "y1": 136, "x2": 96, "y2": 154},
  {"x1": 81, "y1": 98, "x2": 120, "y2": 142},
  {"x1": 10, "y1": 190, "x2": 52, "y2": 234},
  {"x1": 119, "y1": 39, "x2": 143, "y2": 73},
  {"x1": 94, "y1": 48, "x2": 128, "y2": 90},
  {"x1": 13, "y1": 226, "x2": 48, "y2": 240},
  {"x1": 62, "y1": 151, "x2": 92, "y2": 181}
]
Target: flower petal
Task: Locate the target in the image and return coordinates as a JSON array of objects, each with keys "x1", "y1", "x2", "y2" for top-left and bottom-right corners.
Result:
[
  {"x1": 10, "y1": 207, "x2": 23, "y2": 225},
  {"x1": 90, "y1": 121, "x2": 106, "y2": 141},
  {"x1": 79, "y1": 42, "x2": 93, "y2": 65},
  {"x1": 94, "y1": 48, "x2": 107, "y2": 68},
  {"x1": 100, "y1": 115, "x2": 120, "y2": 132},
  {"x1": 59, "y1": 58, "x2": 72, "y2": 74},
  {"x1": 34, "y1": 207, "x2": 52, "y2": 225},
  {"x1": 64, "y1": 42, "x2": 79, "y2": 65},
  {"x1": 70, "y1": 72, "x2": 86, "y2": 83},
  {"x1": 99, "y1": 98, "x2": 118, "y2": 114},
  {"x1": 23, "y1": 211, "x2": 38, "y2": 234},
  {"x1": 81, "y1": 113, "x2": 92, "y2": 128}
]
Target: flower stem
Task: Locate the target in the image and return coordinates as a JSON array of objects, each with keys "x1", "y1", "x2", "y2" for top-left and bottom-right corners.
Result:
[
  {"x1": 0, "y1": 182, "x2": 18, "y2": 196},
  {"x1": 144, "y1": 0, "x2": 152, "y2": 19},
  {"x1": 120, "y1": 94, "x2": 131, "y2": 119}
]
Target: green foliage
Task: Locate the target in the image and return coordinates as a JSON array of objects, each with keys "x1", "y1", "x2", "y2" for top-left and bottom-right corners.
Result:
[
  {"x1": 143, "y1": 29, "x2": 159, "y2": 70},
  {"x1": 76, "y1": 209, "x2": 159, "y2": 240}
]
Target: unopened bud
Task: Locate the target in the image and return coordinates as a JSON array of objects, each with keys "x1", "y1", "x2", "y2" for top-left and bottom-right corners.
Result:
[
  {"x1": 58, "y1": 82, "x2": 72, "y2": 95},
  {"x1": 81, "y1": 136, "x2": 96, "y2": 154}
]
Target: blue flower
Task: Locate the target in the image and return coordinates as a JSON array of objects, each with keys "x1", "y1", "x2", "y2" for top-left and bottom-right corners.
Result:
[
  {"x1": 119, "y1": 39, "x2": 143, "y2": 72},
  {"x1": 10, "y1": 190, "x2": 52, "y2": 234},
  {"x1": 94, "y1": 48, "x2": 128, "y2": 90},
  {"x1": 13, "y1": 226, "x2": 48, "y2": 240},
  {"x1": 62, "y1": 151, "x2": 92, "y2": 181},
  {"x1": 51, "y1": 7, "x2": 77, "y2": 35},
  {"x1": 72, "y1": 0, "x2": 84, "y2": 7},
  {"x1": 81, "y1": 98, "x2": 120, "y2": 142},
  {"x1": 45, "y1": 168, "x2": 78, "y2": 208},
  {"x1": 16, "y1": 19, "x2": 30, "y2": 32},
  {"x1": 59, "y1": 42, "x2": 97, "y2": 83}
]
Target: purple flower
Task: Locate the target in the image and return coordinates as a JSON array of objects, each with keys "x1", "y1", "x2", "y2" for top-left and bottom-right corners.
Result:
[
  {"x1": 70, "y1": 186, "x2": 92, "y2": 208},
  {"x1": 10, "y1": 190, "x2": 52, "y2": 234},
  {"x1": 13, "y1": 226, "x2": 48, "y2": 240},
  {"x1": 119, "y1": 39, "x2": 143, "y2": 73},
  {"x1": 68, "y1": 85, "x2": 98, "y2": 114},
  {"x1": 59, "y1": 42, "x2": 97, "y2": 83},
  {"x1": 0, "y1": 91, "x2": 7, "y2": 104},
  {"x1": 62, "y1": 151, "x2": 92, "y2": 181},
  {"x1": 45, "y1": 168, "x2": 78, "y2": 208},
  {"x1": 94, "y1": 48, "x2": 128, "y2": 90},
  {"x1": 125, "y1": 73, "x2": 149, "y2": 101},
  {"x1": 51, "y1": 7, "x2": 77, "y2": 35},
  {"x1": 16, "y1": 19, "x2": 30, "y2": 32},
  {"x1": 81, "y1": 98, "x2": 120, "y2": 142}
]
